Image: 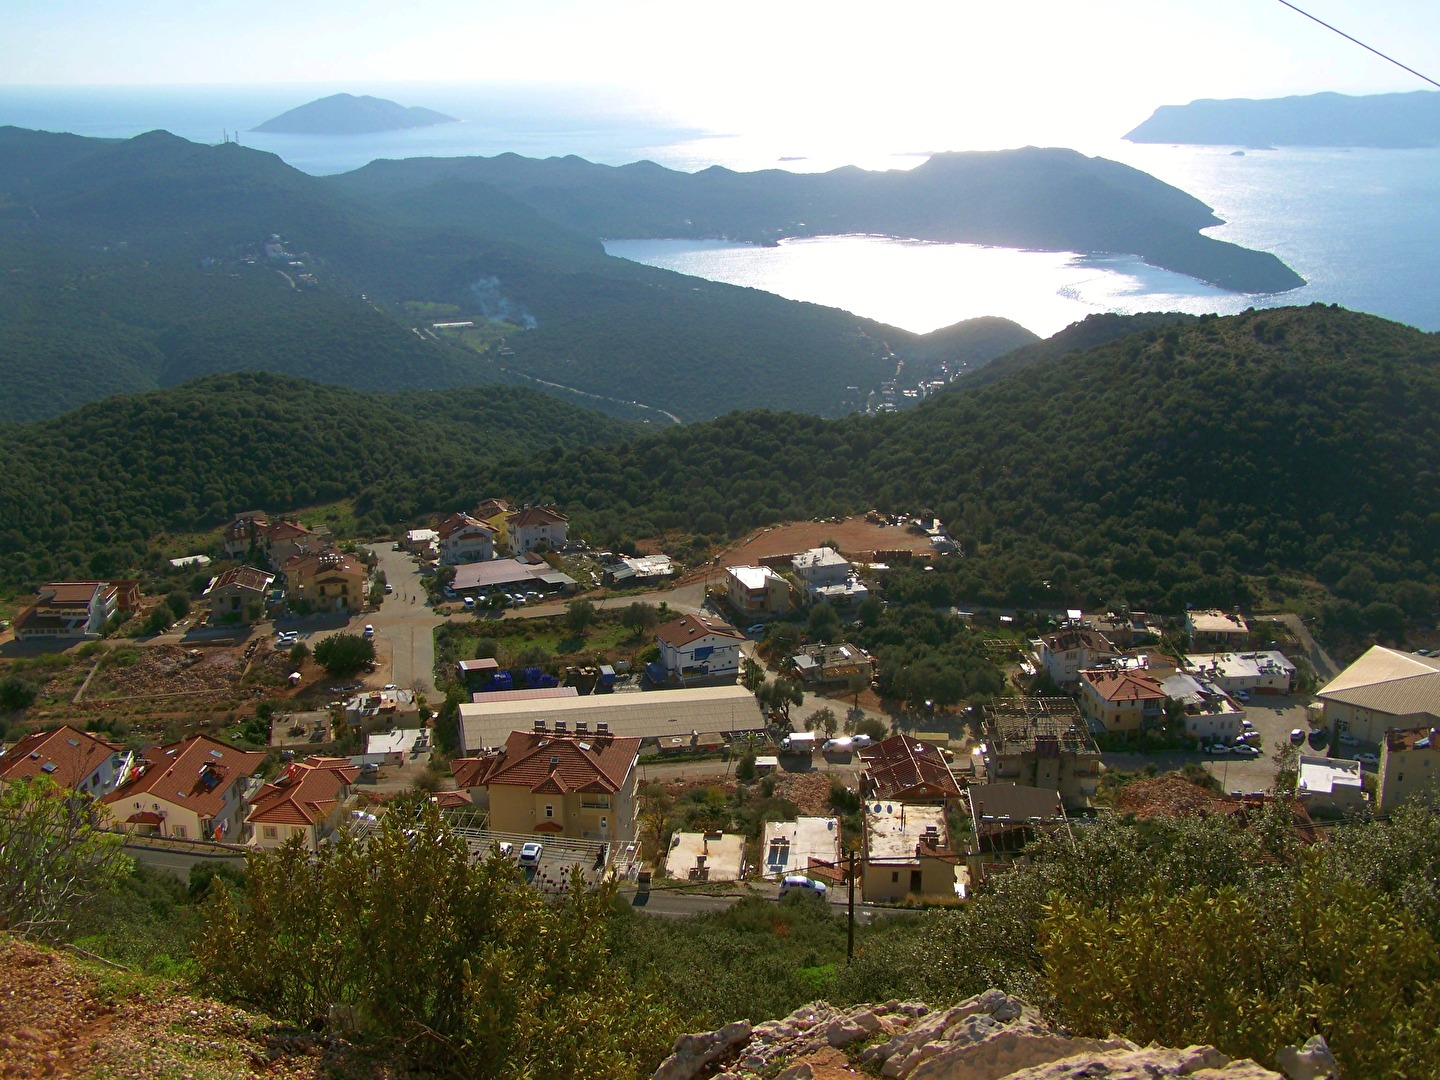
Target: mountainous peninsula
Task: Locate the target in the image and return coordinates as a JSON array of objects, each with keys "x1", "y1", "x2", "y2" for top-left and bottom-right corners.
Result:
[
  {"x1": 1125, "y1": 89, "x2": 1440, "y2": 148},
  {"x1": 335, "y1": 146, "x2": 1305, "y2": 294},
  {"x1": 251, "y1": 93, "x2": 457, "y2": 135}
]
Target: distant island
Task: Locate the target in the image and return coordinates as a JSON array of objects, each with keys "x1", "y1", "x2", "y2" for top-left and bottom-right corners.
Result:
[
  {"x1": 1125, "y1": 89, "x2": 1440, "y2": 148},
  {"x1": 251, "y1": 93, "x2": 457, "y2": 136}
]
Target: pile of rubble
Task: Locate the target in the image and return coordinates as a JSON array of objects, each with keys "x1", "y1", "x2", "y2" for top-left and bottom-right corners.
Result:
[{"x1": 653, "y1": 990, "x2": 1338, "y2": 1080}]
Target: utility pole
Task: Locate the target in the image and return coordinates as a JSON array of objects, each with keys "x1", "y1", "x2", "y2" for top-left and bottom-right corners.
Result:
[{"x1": 847, "y1": 849, "x2": 856, "y2": 963}]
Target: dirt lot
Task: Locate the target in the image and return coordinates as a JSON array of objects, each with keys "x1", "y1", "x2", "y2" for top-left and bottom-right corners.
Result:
[
  {"x1": 85, "y1": 644, "x2": 246, "y2": 699},
  {"x1": 714, "y1": 516, "x2": 938, "y2": 568}
]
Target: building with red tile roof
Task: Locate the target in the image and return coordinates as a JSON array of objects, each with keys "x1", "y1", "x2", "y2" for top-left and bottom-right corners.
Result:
[
  {"x1": 654, "y1": 614, "x2": 744, "y2": 683},
  {"x1": 0, "y1": 725, "x2": 127, "y2": 796},
  {"x1": 281, "y1": 549, "x2": 368, "y2": 615},
  {"x1": 436, "y1": 512, "x2": 496, "y2": 564},
  {"x1": 102, "y1": 735, "x2": 266, "y2": 842},
  {"x1": 247, "y1": 757, "x2": 359, "y2": 850},
  {"x1": 1079, "y1": 669, "x2": 1167, "y2": 733},
  {"x1": 473, "y1": 730, "x2": 640, "y2": 841},
  {"x1": 506, "y1": 506, "x2": 568, "y2": 553},
  {"x1": 858, "y1": 734, "x2": 963, "y2": 803},
  {"x1": 203, "y1": 566, "x2": 276, "y2": 625}
]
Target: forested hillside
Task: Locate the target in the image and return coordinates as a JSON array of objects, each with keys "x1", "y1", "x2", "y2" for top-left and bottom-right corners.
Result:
[
  {"x1": 0, "y1": 372, "x2": 634, "y2": 586},
  {"x1": 0, "y1": 126, "x2": 1030, "y2": 422},
  {"x1": 332, "y1": 146, "x2": 1304, "y2": 292},
  {"x1": 4, "y1": 306, "x2": 1438, "y2": 623}
]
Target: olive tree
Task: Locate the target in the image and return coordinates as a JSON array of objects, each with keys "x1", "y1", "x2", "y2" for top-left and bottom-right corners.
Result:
[{"x1": 0, "y1": 777, "x2": 132, "y2": 940}]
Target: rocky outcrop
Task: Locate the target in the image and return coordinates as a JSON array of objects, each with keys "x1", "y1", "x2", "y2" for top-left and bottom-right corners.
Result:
[{"x1": 651, "y1": 990, "x2": 1290, "y2": 1080}]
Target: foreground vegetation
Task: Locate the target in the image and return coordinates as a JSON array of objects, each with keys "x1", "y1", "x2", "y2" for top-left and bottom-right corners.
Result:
[{"x1": 10, "y1": 772, "x2": 1440, "y2": 1077}]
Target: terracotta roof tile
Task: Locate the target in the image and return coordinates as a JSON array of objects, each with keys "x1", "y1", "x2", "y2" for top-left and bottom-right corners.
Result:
[
  {"x1": 1082, "y1": 669, "x2": 1167, "y2": 702},
  {"x1": 481, "y1": 731, "x2": 640, "y2": 795},
  {"x1": 859, "y1": 735, "x2": 962, "y2": 800},
  {"x1": 508, "y1": 506, "x2": 567, "y2": 529},
  {"x1": 655, "y1": 613, "x2": 744, "y2": 650},
  {"x1": 102, "y1": 735, "x2": 265, "y2": 820},
  {"x1": 0, "y1": 725, "x2": 122, "y2": 789},
  {"x1": 247, "y1": 758, "x2": 357, "y2": 827}
]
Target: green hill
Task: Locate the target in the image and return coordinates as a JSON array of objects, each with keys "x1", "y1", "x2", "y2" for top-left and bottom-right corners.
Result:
[
  {"x1": 0, "y1": 127, "x2": 1032, "y2": 423},
  {"x1": 0, "y1": 372, "x2": 635, "y2": 586},
  {"x1": 479, "y1": 304, "x2": 1439, "y2": 616},
  {"x1": 333, "y1": 146, "x2": 1304, "y2": 293},
  {"x1": 4, "y1": 306, "x2": 1438, "y2": 623}
]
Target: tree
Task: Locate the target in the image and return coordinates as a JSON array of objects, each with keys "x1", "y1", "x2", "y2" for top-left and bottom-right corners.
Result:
[
  {"x1": 0, "y1": 777, "x2": 132, "y2": 940},
  {"x1": 143, "y1": 607, "x2": 172, "y2": 635},
  {"x1": 288, "y1": 642, "x2": 309, "y2": 665},
  {"x1": 759, "y1": 678, "x2": 803, "y2": 723},
  {"x1": 620, "y1": 601, "x2": 659, "y2": 637},
  {"x1": 312, "y1": 633, "x2": 376, "y2": 677},
  {"x1": 195, "y1": 804, "x2": 679, "y2": 1076},
  {"x1": 741, "y1": 656, "x2": 766, "y2": 693},
  {"x1": 844, "y1": 671, "x2": 869, "y2": 708},
  {"x1": 0, "y1": 677, "x2": 36, "y2": 713},
  {"x1": 566, "y1": 598, "x2": 598, "y2": 635},
  {"x1": 809, "y1": 707, "x2": 839, "y2": 739},
  {"x1": 165, "y1": 590, "x2": 191, "y2": 620},
  {"x1": 807, "y1": 602, "x2": 841, "y2": 643}
]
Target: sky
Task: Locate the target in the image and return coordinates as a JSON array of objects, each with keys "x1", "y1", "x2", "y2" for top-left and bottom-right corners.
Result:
[{"x1": 6, "y1": 0, "x2": 1440, "y2": 148}]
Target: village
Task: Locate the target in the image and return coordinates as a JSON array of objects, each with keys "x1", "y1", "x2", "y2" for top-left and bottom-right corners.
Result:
[{"x1": 3, "y1": 499, "x2": 1440, "y2": 912}]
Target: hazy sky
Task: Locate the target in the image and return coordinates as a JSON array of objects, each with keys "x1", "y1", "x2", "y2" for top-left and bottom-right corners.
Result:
[{"x1": 7, "y1": 0, "x2": 1440, "y2": 146}]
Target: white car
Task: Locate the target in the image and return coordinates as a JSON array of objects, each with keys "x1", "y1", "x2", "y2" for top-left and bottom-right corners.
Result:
[
  {"x1": 1207, "y1": 744, "x2": 1232, "y2": 755},
  {"x1": 779, "y1": 875, "x2": 828, "y2": 900},
  {"x1": 382, "y1": 683, "x2": 398, "y2": 691},
  {"x1": 363, "y1": 624, "x2": 375, "y2": 639},
  {"x1": 1357, "y1": 752, "x2": 1379, "y2": 765},
  {"x1": 518, "y1": 842, "x2": 543, "y2": 867}
]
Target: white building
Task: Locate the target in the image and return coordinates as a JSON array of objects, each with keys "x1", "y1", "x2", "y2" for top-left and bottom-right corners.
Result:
[
  {"x1": 654, "y1": 614, "x2": 745, "y2": 682},
  {"x1": 1037, "y1": 628, "x2": 1117, "y2": 687},
  {"x1": 1160, "y1": 673, "x2": 1244, "y2": 742},
  {"x1": 760, "y1": 817, "x2": 842, "y2": 881},
  {"x1": 791, "y1": 548, "x2": 868, "y2": 605},
  {"x1": 725, "y1": 565, "x2": 791, "y2": 617},
  {"x1": 437, "y1": 513, "x2": 495, "y2": 564},
  {"x1": 1182, "y1": 651, "x2": 1296, "y2": 695},
  {"x1": 1296, "y1": 755, "x2": 1366, "y2": 815},
  {"x1": 506, "y1": 506, "x2": 569, "y2": 553}
]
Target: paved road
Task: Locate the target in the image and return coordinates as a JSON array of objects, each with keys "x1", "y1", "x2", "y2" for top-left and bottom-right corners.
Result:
[
  {"x1": 1257, "y1": 612, "x2": 1341, "y2": 683},
  {"x1": 125, "y1": 842, "x2": 247, "y2": 881},
  {"x1": 617, "y1": 882, "x2": 896, "y2": 920},
  {"x1": 364, "y1": 543, "x2": 446, "y2": 693}
]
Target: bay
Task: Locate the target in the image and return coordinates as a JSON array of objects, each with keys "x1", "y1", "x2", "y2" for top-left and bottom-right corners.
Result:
[{"x1": 3, "y1": 85, "x2": 1438, "y2": 335}]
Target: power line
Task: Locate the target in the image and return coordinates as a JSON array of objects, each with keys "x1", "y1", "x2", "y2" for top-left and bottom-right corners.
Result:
[{"x1": 1274, "y1": 0, "x2": 1440, "y2": 90}]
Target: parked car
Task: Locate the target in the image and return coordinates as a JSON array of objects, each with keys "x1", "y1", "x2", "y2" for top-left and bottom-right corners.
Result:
[
  {"x1": 382, "y1": 683, "x2": 398, "y2": 691},
  {"x1": 363, "y1": 624, "x2": 375, "y2": 639},
  {"x1": 495, "y1": 841, "x2": 514, "y2": 859},
  {"x1": 1357, "y1": 752, "x2": 1379, "y2": 765},
  {"x1": 1290, "y1": 728, "x2": 1306, "y2": 744},
  {"x1": 1233, "y1": 689, "x2": 1251, "y2": 701},
  {"x1": 778, "y1": 875, "x2": 828, "y2": 900},
  {"x1": 518, "y1": 842, "x2": 543, "y2": 867},
  {"x1": 850, "y1": 733, "x2": 874, "y2": 749},
  {"x1": 463, "y1": 597, "x2": 476, "y2": 609},
  {"x1": 1232, "y1": 744, "x2": 1261, "y2": 757},
  {"x1": 1207, "y1": 743, "x2": 1232, "y2": 755},
  {"x1": 384, "y1": 583, "x2": 393, "y2": 594},
  {"x1": 1338, "y1": 732, "x2": 1358, "y2": 745},
  {"x1": 746, "y1": 623, "x2": 766, "y2": 636}
]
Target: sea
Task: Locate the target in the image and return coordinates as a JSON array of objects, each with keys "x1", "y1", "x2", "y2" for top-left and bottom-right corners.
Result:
[{"x1": 3, "y1": 83, "x2": 1437, "y2": 338}]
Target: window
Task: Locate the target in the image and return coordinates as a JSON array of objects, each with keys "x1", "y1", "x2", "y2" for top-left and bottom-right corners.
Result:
[
  {"x1": 545, "y1": 805, "x2": 554, "y2": 819},
  {"x1": 263, "y1": 826, "x2": 277, "y2": 840},
  {"x1": 891, "y1": 871, "x2": 900, "y2": 883},
  {"x1": 172, "y1": 825, "x2": 187, "y2": 838}
]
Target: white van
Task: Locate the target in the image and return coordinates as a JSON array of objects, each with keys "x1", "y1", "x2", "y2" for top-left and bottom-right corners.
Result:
[{"x1": 781, "y1": 732, "x2": 817, "y2": 753}]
